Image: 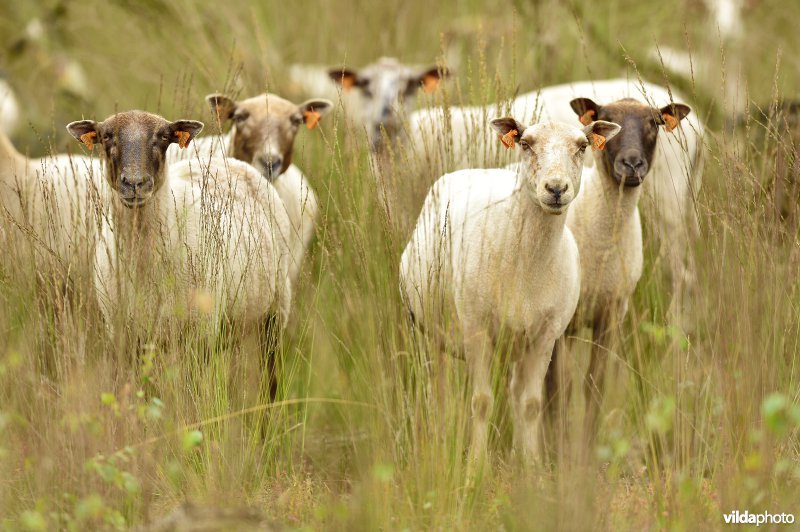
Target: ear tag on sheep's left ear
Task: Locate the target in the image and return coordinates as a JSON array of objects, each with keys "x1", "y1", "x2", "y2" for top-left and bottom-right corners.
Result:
[
  {"x1": 215, "y1": 105, "x2": 226, "y2": 123},
  {"x1": 422, "y1": 74, "x2": 439, "y2": 94},
  {"x1": 304, "y1": 110, "x2": 322, "y2": 130},
  {"x1": 579, "y1": 110, "x2": 596, "y2": 126},
  {"x1": 500, "y1": 129, "x2": 518, "y2": 149},
  {"x1": 341, "y1": 76, "x2": 355, "y2": 90},
  {"x1": 662, "y1": 113, "x2": 679, "y2": 132},
  {"x1": 80, "y1": 131, "x2": 97, "y2": 151},
  {"x1": 591, "y1": 133, "x2": 607, "y2": 151},
  {"x1": 175, "y1": 130, "x2": 192, "y2": 149}
]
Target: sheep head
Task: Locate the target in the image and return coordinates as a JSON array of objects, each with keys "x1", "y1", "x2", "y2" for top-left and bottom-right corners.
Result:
[
  {"x1": 206, "y1": 92, "x2": 332, "y2": 181},
  {"x1": 491, "y1": 117, "x2": 621, "y2": 215},
  {"x1": 67, "y1": 111, "x2": 203, "y2": 208},
  {"x1": 570, "y1": 97, "x2": 690, "y2": 187},
  {"x1": 328, "y1": 57, "x2": 449, "y2": 150}
]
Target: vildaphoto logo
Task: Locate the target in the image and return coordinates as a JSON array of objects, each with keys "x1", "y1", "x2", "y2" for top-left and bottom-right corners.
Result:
[{"x1": 723, "y1": 510, "x2": 795, "y2": 526}]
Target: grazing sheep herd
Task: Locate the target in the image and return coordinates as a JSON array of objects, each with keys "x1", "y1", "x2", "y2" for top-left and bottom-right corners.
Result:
[{"x1": 11, "y1": 33, "x2": 782, "y2": 471}]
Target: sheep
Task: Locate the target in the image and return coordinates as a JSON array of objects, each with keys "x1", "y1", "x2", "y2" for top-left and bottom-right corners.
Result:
[
  {"x1": 399, "y1": 116, "x2": 621, "y2": 464},
  {"x1": 326, "y1": 57, "x2": 450, "y2": 151},
  {"x1": 67, "y1": 111, "x2": 293, "y2": 396},
  {"x1": 0, "y1": 117, "x2": 102, "y2": 298},
  {"x1": 0, "y1": 76, "x2": 20, "y2": 135},
  {"x1": 408, "y1": 78, "x2": 705, "y2": 330},
  {"x1": 545, "y1": 97, "x2": 692, "y2": 445},
  {"x1": 168, "y1": 92, "x2": 331, "y2": 285}
]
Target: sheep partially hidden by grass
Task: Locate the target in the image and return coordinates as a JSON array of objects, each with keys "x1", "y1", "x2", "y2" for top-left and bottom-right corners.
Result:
[
  {"x1": 168, "y1": 92, "x2": 331, "y2": 284},
  {"x1": 0, "y1": 113, "x2": 102, "y2": 302},
  {"x1": 408, "y1": 78, "x2": 705, "y2": 330},
  {"x1": 545, "y1": 97, "x2": 692, "y2": 446},
  {"x1": 399, "y1": 116, "x2": 621, "y2": 465},
  {"x1": 68, "y1": 111, "x2": 293, "y2": 396}
]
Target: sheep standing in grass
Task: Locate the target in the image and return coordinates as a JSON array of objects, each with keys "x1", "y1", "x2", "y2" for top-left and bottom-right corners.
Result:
[
  {"x1": 326, "y1": 57, "x2": 449, "y2": 151},
  {"x1": 545, "y1": 98, "x2": 692, "y2": 443},
  {"x1": 408, "y1": 79, "x2": 704, "y2": 330},
  {"x1": 325, "y1": 57, "x2": 449, "y2": 223},
  {"x1": 0, "y1": 115, "x2": 102, "y2": 298},
  {"x1": 400, "y1": 116, "x2": 621, "y2": 463},
  {"x1": 168, "y1": 92, "x2": 331, "y2": 284},
  {"x1": 68, "y1": 111, "x2": 293, "y2": 396}
]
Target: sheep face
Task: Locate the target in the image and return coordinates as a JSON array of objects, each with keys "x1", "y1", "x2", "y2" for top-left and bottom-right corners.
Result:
[
  {"x1": 570, "y1": 97, "x2": 691, "y2": 188},
  {"x1": 207, "y1": 93, "x2": 332, "y2": 181},
  {"x1": 491, "y1": 118, "x2": 622, "y2": 215},
  {"x1": 67, "y1": 111, "x2": 203, "y2": 208},
  {"x1": 328, "y1": 57, "x2": 448, "y2": 149}
]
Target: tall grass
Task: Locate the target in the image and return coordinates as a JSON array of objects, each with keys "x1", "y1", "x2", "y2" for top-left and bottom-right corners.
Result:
[{"x1": 1, "y1": 0, "x2": 799, "y2": 529}]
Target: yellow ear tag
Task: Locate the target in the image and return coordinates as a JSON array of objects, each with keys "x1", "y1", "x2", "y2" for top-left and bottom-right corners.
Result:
[
  {"x1": 591, "y1": 133, "x2": 607, "y2": 151},
  {"x1": 304, "y1": 110, "x2": 322, "y2": 130},
  {"x1": 175, "y1": 130, "x2": 192, "y2": 149},
  {"x1": 579, "y1": 109, "x2": 596, "y2": 126},
  {"x1": 422, "y1": 74, "x2": 439, "y2": 94},
  {"x1": 663, "y1": 113, "x2": 679, "y2": 132},
  {"x1": 500, "y1": 129, "x2": 518, "y2": 149},
  {"x1": 80, "y1": 131, "x2": 97, "y2": 150}
]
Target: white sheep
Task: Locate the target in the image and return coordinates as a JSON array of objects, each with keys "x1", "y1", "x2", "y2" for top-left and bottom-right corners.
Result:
[
  {"x1": 0, "y1": 119, "x2": 103, "y2": 296},
  {"x1": 291, "y1": 57, "x2": 450, "y2": 152},
  {"x1": 545, "y1": 97, "x2": 693, "y2": 442},
  {"x1": 400, "y1": 116, "x2": 621, "y2": 464},
  {"x1": 408, "y1": 78, "x2": 705, "y2": 329},
  {"x1": 168, "y1": 92, "x2": 331, "y2": 285},
  {"x1": 68, "y1": 111, "x2": 293, "y2": 396}
]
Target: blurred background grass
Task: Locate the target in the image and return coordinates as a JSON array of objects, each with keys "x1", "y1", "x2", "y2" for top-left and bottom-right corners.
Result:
[{"x1": 1, "y1": 0, "x2": 800, "y2": 529}]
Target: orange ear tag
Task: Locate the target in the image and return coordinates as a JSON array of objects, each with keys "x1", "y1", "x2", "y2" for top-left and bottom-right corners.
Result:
[
  {"x1": 304, "y1": 110, "x2": 322, "y2": 130},
  {"x1": 663, "y1": 113, "x2": 679, "y2": 132},
  {"x1": 341, "y1": 75, "x2": 355, "y2": 90},
  {"x1": 215, "y1": 105, "x2": 226, "y2": 122},
  {"x1": 80, "y1": 131, "x2": 97, "y2": 150},
  {"x1": 591, "y1": 133, "x2": 607, "y2": 151},
  {"x1": 500, "y1": 129, "x2": 518, "y2": 149},
  {"x1": 579, "y1": 109, "x2": 596, "y2": 126},
  {"x1": 422, "y1": 75, "x2": 439, "y2": 94},
  {"x1": 175, "y1": 130, "x2": 192, "y2": 149}
]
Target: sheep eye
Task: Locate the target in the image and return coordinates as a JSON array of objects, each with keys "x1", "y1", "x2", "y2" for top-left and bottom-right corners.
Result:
[
  {"x1": 161, "y1": 133, "x2": 171, "y2": 142},
  {"x1": 102, "y1": 133, "x2": 112, "y2": 142},
  {"x1": 233, "y1": 112, "x2": 249, "y2": 124},
  {"x1": 519, "y1": 140, "x2": 530, "y2": 151}
]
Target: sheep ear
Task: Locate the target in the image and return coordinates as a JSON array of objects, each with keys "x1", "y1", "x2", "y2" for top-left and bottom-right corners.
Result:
[
  {"x1": 490, "y1": 117, "x2": 525, "y2": 149},
  {"x1": 297, "y1": 98, "x2": 333, "y2": 130},
  {"x1": 168, "y1": 120, "x2": 204, "y2": 149},
  {"x1": 206, "y1": 94, "x2": 237, "y2": 124},
  {"x1": 583, "y1": 120, "x2": 621, "y2": 151},
  {"x1": 658, "y1": 103, "x2": 691, "y2": 132},
  {"x1": 328, "y1": 68, "x2": 359, "y2": 90},
  {"x1": 67, "y1": 120, "x2": 100, "y2": 151},
  {"x1": 570, "y1": 98, "x2": 601, "y2": 126},
  {"x1": 408, "y1": 66, "x2": 450, "y2": 95}
]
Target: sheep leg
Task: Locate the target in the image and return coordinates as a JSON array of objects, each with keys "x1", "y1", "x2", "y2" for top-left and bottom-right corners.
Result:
[
  {"x1": 510, "y1": 334, "x2": 555, "y2": 465},
  {"x1": 260, "y1": 314, "x2": 281, "y2": 401},
  {"x1": 544, "y1": 335, "x2": 571, "y2": 458},
  {"x1": 463, "y1": 325, "x2": 494, "y2": 468},
  {"x1": 583, "y1": 313, "x2": 611, "y2": 449}
]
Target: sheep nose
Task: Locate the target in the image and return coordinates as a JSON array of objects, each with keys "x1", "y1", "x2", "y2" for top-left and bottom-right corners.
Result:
[
  {"x1": 257, "y1": 155, "x2": 283, "y2": 179},
  {"x1": 545, "y1": 182, "x2": 568, "y2": 199},
  {"x1": 622, "y1": 155, "x2": 646, "y2": 173}
]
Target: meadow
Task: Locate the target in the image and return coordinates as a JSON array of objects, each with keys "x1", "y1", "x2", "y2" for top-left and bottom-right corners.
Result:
[{"x1": 1, "y1": 0, "x2": 799, "y2": 529}]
